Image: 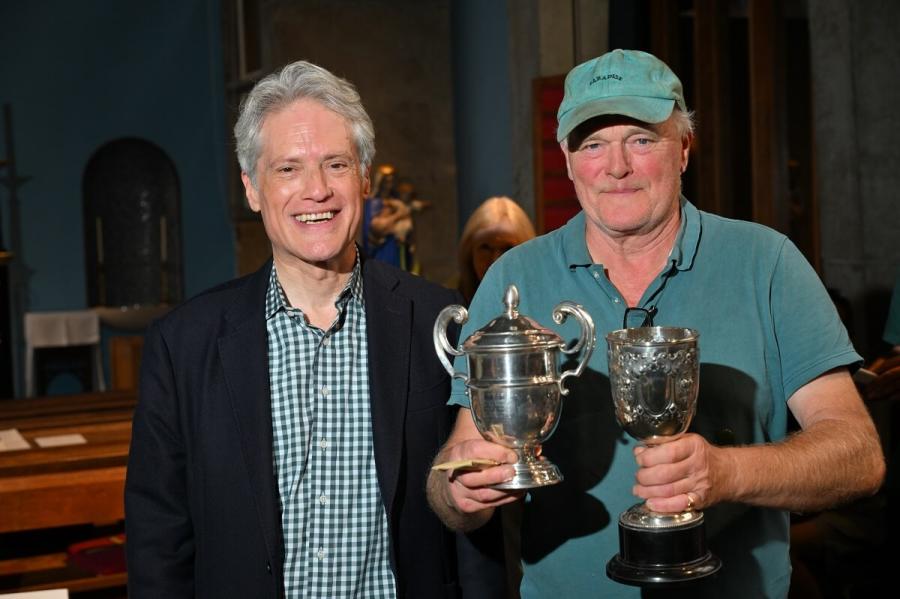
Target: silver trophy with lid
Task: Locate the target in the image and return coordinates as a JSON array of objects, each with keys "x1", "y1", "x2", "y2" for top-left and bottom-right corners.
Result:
[
  {"x1": 605, "y1": 326, "x2": 721, "y2": 585},
  {"x1": 433, "y1": 284, "x2": 595, "y2": 489}
]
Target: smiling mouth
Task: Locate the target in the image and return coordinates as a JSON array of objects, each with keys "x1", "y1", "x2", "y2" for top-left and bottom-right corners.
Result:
[{"x1": 295, "y1": 211, "x2": 335, "y2": 223}]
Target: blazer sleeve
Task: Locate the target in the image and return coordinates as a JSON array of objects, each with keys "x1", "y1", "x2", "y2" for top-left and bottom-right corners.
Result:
[
  {"x1": 456, "y1": 512, "x2": 510, "y2": 598},
  {"x1": 125, "y1": 319, "x2": 195, "y2": 598}
]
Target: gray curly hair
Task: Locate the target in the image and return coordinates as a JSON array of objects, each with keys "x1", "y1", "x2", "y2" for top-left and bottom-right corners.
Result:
[{"x1": 234, "y1": 61, "x2": 375, "y2": 186}]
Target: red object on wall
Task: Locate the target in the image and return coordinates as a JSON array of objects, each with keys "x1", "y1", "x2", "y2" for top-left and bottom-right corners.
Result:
[{"x1": 533, "y1": 76, "x2": 580, "y2": 233}]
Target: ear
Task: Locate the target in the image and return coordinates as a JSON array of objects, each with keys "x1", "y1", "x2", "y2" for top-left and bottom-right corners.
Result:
[
  {"x1": 361, "y1": 167, "x2": 371, "y2": 198},
  {"x1": 241, "y1": 171, "x2": 261, "y2": 213},
  {"x1": 680, "y1": 131, "x2": 693, "y2": 173},
  {"x1": 560, "y1": 141, "x2": 574, "y2": 181}
]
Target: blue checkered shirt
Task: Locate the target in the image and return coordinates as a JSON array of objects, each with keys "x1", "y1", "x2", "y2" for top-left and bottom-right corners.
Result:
[{"x1": 266, "y1": 259, "x2": 396, "y2": 598}]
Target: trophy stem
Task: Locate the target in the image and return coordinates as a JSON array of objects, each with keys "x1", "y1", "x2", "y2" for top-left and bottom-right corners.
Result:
[{"x1": 490, "y1": 445, "x2": 563, "y2": 490}]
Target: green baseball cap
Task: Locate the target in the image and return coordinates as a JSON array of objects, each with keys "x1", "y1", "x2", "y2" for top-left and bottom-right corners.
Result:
[{"x1": 556, "y1": 49, "x2": 686, "y2": 143}]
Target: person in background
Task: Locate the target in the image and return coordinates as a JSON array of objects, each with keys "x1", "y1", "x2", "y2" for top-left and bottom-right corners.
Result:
[
  {"x1": 125, "y1": 60, "x2": 504, "y2": 598},
  {"x1": 457, "y1": 196, "x2": 536, "y2": 304},
  {"x1": 427, "y1": 49, "x2": 885, "y2": 598},
  {"x1": 865, "y1": 271, "x2": 900, "y2": 402}
]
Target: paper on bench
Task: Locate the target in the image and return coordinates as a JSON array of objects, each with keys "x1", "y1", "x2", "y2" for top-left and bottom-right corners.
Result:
[
  {"x1": 0, "y1": 428, "x2": 31, "y2": 452},
  {"x1": 0, "y1": 590, "x2": 69, "y2": 598},
  {"x1": 34, "y1": 433, "x2": 88, "y2": 448}
]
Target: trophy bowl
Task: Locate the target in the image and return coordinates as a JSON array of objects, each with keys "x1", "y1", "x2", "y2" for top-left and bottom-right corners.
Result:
[
  {"x1": 607, "y1": 326, "x2": 700, "y2": 442},
  {"x1": 434, "y1": 285, "x2": 595, "y2": 489},
  {"x1": 605, "y1": 326, "x2": 721, "y2": 586}
]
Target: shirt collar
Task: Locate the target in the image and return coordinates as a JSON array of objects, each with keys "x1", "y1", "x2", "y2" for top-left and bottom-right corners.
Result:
[
  {"x1": 561, "y1": 211, "x2": 593, "y2": 269},
  {"x1": 264, "y1": 246, "x2": 364, "y2": 320},
  {"x1": 561, "y1": 196, "x2": 701, "y2": 272},
  {"x1": 670, "y1": 196, "x2": 701, "y2": 271}
]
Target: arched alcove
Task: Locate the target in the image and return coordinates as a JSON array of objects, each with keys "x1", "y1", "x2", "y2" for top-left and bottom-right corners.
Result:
[{"x1": 82, "y1": 138, "x2": 183, "y2": 313}]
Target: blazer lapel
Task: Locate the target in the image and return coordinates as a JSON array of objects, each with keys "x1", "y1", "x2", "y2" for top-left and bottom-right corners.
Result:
[
  {"x1": 364, "y1": 259, "x2": 411, "y2": 520},
  {"x1": 218, "y1": 262, "x2": 283, "y2": 570}
]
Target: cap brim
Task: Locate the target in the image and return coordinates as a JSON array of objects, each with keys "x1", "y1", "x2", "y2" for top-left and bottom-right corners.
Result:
[{"x1": 557, "y1": 96, "x2": 676, "y2": 142}]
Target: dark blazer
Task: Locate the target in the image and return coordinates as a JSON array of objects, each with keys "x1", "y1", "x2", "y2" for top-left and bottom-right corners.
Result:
[{"x1": 125, "y1": 257, "x2": 503, "y2": 598}]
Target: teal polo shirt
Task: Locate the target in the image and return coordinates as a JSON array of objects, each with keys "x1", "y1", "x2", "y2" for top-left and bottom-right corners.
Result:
[{"x1": 449, "y1": 198, "x2": 860, "y2": 599}]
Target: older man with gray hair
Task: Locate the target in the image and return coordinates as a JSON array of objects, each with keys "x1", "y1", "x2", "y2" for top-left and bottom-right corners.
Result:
[
  {"x1": 126, "y1": 60, "x2": 504, "y2": 598},
  {"x1": 427, "y1": 49, "x2": 884, "y2": 598}
]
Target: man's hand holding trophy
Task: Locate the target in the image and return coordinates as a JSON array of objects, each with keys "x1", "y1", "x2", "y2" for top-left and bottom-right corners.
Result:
[{"x1": 434, "y1": 285, "x2": 721, "y2": 587}]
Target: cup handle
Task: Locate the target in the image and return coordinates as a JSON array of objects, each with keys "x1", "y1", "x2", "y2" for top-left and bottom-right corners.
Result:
[
  {"x1": 553, "y1": 301, "x2": 595, "y2": 396},
  {"x1": 433, "y1": 304, "x2": 470, "y2": 384}
]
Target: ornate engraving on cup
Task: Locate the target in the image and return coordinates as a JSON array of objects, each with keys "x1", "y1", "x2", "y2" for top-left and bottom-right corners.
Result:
[
  {"x1": 433, "y1": 284, "x2": 595, "y2": 489},
  {"x1": 607, "y1": 327, "x2": 699, "y2": 441},
  {"x1": 605, "y1": 326, "x2": 721, "y2": 585}
]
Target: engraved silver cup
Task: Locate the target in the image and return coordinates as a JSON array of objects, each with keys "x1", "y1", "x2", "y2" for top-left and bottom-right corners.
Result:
[
  {"x1": 434, "y1": 285, "x2": 595, "y2": 489},
  {"x1": 605, "y1": 326, "x2": 721, "y2": 585}
]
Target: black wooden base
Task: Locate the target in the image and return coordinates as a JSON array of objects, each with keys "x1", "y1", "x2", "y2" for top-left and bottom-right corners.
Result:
[{"x1": 606, "y1": 516, "x2": 722, "y2": 586}]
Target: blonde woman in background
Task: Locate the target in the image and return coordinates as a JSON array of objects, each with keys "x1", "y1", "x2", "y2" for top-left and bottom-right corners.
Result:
[{"x1": 457, "y1": 196, "x2": 536, "y2": 304}]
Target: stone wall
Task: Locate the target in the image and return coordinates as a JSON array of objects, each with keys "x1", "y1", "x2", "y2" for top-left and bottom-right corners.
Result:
[
  {"x1": 263, "y1": 0, "x2": 458, "y2": 284},
  {"x1": 809, "y1": 0, "x2": 900, "y2": 357}
]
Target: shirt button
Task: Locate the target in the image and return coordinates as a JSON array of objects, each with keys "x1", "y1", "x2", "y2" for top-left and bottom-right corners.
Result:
[
  {"x1": 319, "y1": 438, "x2": 328, "y2": 449},
  {"x1": 317, "y1": 547, "x2": 326, "y2": 560},
  {"x1": 614, "y1": 298, "x2": 620, "y2": 303},
  {"x1": 593, "y1": 271, "x2": 600, "y2": 279},
  {"x1": 322, "y1": 336, "x2": 330, "y2": 346},
  {"x1": 321, "y1": 386, "x2": 329, "y2": 397},
  {"x1": 319, "y1": 494, "x2": 328, "y2": 505},
  {"x1": 266, "y1": 561, "x2": 272, "y2": 573}
]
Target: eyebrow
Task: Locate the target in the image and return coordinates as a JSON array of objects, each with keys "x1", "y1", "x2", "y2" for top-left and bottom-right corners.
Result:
[
  {"x1": 322, "y1": 152, "x2": 355, "y2": 162},
  {"x1": 266, "y1": 150, "x2": 355, "y2": 167},
  {"x1": 582, "y1": 125, "x2": 660, "y2": 143}
]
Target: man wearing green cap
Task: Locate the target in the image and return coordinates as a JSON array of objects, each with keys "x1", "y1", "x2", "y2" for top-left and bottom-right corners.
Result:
[{"x1": 427, "y1": 49, "x2": 884, "y2": 598}]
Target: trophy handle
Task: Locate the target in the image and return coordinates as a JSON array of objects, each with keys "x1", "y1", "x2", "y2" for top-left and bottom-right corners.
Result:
[
  {"x1": 433, "y1": 304, "x2": 470, "y2": 384},
  {"x1": 553, "y1": 301, "x2": 595, "y2": 396}
]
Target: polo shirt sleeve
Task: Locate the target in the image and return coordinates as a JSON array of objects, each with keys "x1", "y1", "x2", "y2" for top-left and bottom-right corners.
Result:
[{"x1": 771, "y1": 238, "x2": 862, "y2": 401}]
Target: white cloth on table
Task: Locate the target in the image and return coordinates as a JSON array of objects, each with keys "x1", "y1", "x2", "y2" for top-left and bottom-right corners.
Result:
[{"x1": 24, "y1": 310, "x2": 105, "y2": 396}]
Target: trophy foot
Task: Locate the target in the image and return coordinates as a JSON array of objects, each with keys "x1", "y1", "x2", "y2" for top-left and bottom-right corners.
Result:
[
  {"x1": 606, "y1": 507, "x2": 722, "y2": 586},
  {"x1": 491, "y1": 458, "x2": 562, "y2": 490},
  {"x1": 606, "y1": 551, "x2": 721, "y2": 587}
]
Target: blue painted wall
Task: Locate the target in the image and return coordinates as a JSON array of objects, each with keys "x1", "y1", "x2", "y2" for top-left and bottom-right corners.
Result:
[
  {"x1": 0, "y1": 0, "x2": 234, "y2": 313},
  {"x1": 451, "y1": 0, "x2": 515, "y2": 230}
]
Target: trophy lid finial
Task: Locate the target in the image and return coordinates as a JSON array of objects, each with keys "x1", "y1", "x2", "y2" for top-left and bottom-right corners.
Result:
[
  {"x1": 503, "y1": 285, "x2": 519, "y2": 319},
  {"x1": 460, "y1": 284, "x2": 564, "y2": 352}
]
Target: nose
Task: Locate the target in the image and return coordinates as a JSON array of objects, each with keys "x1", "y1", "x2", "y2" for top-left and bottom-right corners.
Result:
[
  {"x1": 605, "y1": 141, "x2": 632, "y2": 179},
  {"x1": 301, "y1": 165, "x2": 333, "y2": 202}
]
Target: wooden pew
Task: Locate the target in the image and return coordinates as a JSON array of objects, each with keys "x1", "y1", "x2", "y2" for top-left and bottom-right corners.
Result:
[{"x1": 0, "y1": 391, "x2": 135, "y2": 594}]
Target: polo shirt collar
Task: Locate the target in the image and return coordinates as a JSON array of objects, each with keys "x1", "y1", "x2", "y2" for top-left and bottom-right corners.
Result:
[
  {"x1": 562, "y1": 211, "x2": 593, "y2": 269},
  {"x1": 561, "y1": 196, "x2": 701, "y2": 272},
  {"x1": 670, "y1": 196, "x2": 701, "y2": 272}
]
